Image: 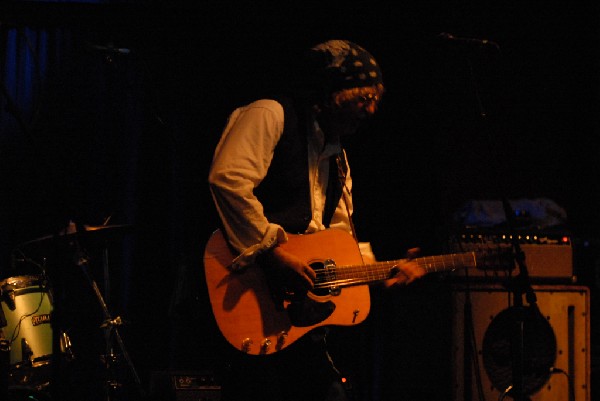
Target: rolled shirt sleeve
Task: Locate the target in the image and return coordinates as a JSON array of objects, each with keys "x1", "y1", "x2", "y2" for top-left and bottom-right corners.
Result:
[{"x1": 208, "y1": 99, "x2": 288, "y2": 269}]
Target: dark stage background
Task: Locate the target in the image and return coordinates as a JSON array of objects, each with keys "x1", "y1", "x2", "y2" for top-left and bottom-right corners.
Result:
[{"x1": 1, "y1": 1, "x2": 599, "y2": 401}]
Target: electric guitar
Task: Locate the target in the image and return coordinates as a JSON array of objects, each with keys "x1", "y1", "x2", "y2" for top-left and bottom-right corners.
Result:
[{"x1": 203, "y1": 228, "x2": 505, "y2": 356}]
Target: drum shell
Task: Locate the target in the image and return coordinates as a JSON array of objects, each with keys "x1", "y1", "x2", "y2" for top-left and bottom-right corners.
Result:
[{"x1": 0, "y1": 275, "x2": 57, "y2": 368}]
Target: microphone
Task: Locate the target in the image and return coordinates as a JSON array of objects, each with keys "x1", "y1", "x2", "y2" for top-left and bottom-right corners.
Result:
[
  {"x1": 89, "y1": 42, "x2": 131, "y2": 55},
  {"x1": 437, "y1": 32, "x2": 500, "y2": 51}
]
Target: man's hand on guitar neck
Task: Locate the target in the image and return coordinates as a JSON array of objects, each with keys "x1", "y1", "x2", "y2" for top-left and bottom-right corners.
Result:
[
  {"x1": 383, "y1": 247, "x2": 427, "y2": 289},
  {"x1": 259, "y1": 246, "x2": 317, "y2": 302}
]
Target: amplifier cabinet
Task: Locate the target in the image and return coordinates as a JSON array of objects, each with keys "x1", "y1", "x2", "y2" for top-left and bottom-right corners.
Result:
[{"x1": 451, "y1": 284, "x2": 590, "y2": 401}]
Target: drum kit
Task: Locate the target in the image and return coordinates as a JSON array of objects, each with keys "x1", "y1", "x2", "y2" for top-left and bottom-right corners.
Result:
[{"x1": 0, "y1": 222, "x2": 143, "y2": 401}]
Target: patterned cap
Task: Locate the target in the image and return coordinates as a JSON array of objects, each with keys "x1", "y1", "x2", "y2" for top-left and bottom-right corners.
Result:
[{"x1": 308, "y1": 40, "x2": 383, "y2": 93}]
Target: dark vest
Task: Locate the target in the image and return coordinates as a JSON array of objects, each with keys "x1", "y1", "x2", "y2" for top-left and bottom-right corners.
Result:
[{"x1": 254, "y1": 97, "x2": 346, "y2": 234}]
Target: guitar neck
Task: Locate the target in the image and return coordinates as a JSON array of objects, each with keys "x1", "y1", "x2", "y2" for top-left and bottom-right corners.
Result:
[{"x1": 313, "y1": 252, "x2": 477, "y2": 289}]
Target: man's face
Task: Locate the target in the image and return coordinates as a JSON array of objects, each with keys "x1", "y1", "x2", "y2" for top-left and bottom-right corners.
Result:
[
  {"x1": 324, "y1": 103, "x2": 370, "y2": 138},
  {"x1": 318, "y1": 88, "x2": 382, "y2": 139},
  {"x1": 337, "y1": 93, "x2": 380, "y2": 122}
]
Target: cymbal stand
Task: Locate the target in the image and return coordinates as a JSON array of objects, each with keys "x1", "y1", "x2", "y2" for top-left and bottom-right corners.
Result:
[{"x1": 76, "y1": 245, "x2": 145, "y2": 401}]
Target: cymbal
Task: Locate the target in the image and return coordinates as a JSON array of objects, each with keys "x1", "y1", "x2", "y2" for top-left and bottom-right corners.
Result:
[{"x1": 17, "y1": 223, "x2": 133, "y2": 249}]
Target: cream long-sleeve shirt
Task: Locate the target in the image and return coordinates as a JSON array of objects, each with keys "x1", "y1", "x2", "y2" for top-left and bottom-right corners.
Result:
[{"x1": 208, "y1": 99, "x2": 374, "y2": 269}]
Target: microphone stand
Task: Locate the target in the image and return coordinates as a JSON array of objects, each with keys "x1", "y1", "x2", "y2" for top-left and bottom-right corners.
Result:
[
  {"x1": 500, "y1": 199, "x2": 538, "y2": 401},
  {"x1": 461, "y1": 45, "x2": 537, "y2": 401}
]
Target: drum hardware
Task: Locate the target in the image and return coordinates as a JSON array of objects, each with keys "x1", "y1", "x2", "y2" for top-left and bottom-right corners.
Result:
[
  {"x1": 70, "y1": 228, "x2": 145, "y2": 401},
  {"x1": 4, "y1": 291, "x2": 16, "y2": 311},
  {"x1": 20, "y1": 339, "x2": 33, "y2": 366},
  {"x1": 81, "y1": 261, "x2": 145, "y2": 401},
  {"x1": 9, "y1": 221, "x2": 140, "y2": 400}
]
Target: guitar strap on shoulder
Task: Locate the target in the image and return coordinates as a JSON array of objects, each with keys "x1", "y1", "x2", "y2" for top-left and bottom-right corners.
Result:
[{"x1": 335, "y1": 151, "x2": 359, "y2": 244}]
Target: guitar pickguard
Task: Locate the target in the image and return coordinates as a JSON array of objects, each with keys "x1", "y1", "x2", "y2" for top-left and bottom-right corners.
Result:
[{"x1": 287, "y1": 297, "x2": 336, "y2": 327}]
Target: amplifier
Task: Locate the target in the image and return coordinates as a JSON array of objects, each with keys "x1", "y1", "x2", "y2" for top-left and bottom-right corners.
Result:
[
  {"x1": 150, "y1": 370, "x2": 221, "y2": 401},
  {"x1": 448, "y1": 231, "x2": 574, "y2": 281}
]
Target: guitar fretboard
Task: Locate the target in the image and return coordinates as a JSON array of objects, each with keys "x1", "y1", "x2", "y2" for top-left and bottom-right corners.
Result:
[{"x1": 314, "y1": 252, "x2": 477, "y2": 289}]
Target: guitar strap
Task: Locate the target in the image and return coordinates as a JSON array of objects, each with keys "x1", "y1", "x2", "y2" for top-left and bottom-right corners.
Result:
[
  {"x1": 334, "y1": 151, "x2": 358, "y2": 243},
  {"x1": 323, "y1": 154, "x2": 342, "y2": 229}
]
